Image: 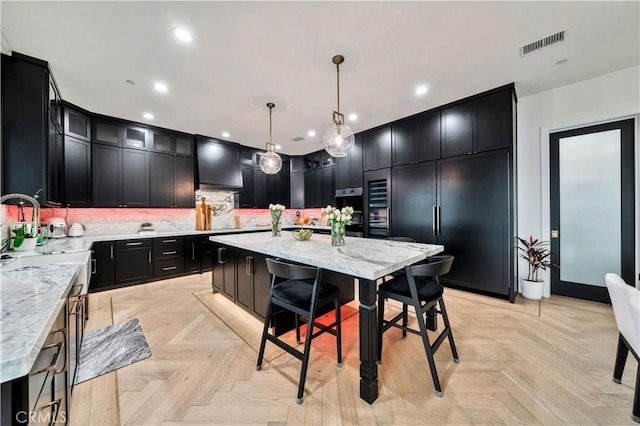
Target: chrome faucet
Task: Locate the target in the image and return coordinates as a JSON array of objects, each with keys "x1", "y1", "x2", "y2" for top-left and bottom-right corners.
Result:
[{"x1": 0, "y1": 193, "x2": 41, "y2": 251}]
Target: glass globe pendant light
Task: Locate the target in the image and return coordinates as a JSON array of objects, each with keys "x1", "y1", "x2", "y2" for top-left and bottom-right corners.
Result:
[
  {"x1": 259, "y1": 102, "x2": 283, "y2": 175},
  {"x1": 322, "y1": 55, "x2": 354, "y2": 158}
]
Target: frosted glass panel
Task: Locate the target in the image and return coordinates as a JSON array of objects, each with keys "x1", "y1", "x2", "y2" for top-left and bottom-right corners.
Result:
[{"x1": 559, "y1": 130, "x2": 621, "y2": 286}]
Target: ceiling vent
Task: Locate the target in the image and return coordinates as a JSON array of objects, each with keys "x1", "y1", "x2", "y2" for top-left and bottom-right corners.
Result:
[
  {"x1": 291, "y1": 136, "x2": 304, "y2": 142},
  {"x1": 520, "y1": 30, "x2": 565, "y2": 57}
]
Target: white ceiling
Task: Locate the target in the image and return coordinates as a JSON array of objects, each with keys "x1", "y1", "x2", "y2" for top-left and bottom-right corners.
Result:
[{"x1": 2, "y1": 1, "x2": 638, "y2": 155}]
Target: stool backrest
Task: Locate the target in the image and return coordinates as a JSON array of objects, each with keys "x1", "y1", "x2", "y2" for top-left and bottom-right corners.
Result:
[
  {"x1": 605, "y1": 273, "x2": 640, "y2": 354},
  {"x1": 409, "y1": 255, "x2": 454, "y2": 278},
  {"x1": 266, "y1": 258, "x2": 319, "y2": 281}
]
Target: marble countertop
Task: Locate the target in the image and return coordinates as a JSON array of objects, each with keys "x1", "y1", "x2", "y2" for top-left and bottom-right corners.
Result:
[
  {"x1": 1, "y1": 263, "x2": 80, "y2": 382},
  {"x1": 210, "y1": 232, "x2": 443, "y2": 281}
]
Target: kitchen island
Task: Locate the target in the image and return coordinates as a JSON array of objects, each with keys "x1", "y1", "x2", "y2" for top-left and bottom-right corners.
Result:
[{"x1": 209, "y1": 231, "x2": 443, "y2": 404}]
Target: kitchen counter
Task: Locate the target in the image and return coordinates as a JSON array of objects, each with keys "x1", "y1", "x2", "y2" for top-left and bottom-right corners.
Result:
[{"x1": 0, "y1": 263, "x2": 80, "y2": 382}]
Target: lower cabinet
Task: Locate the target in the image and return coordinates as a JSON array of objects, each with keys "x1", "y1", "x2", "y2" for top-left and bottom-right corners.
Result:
[
  {"x1": 115, "y1": 239, "x2": 153, "y2": 286},
  {"x1": 153, "y1": 237, "x2": 185, "y2": 278},
  {"x1": 89, "y1": 241, "x2": 115, "y2": 292},
  {"x1": 212, "y1": 243, "x2": 236, "y2": 299},
  {"x1": 236, "y1": 249, "x2": 270, "y2": 315}
]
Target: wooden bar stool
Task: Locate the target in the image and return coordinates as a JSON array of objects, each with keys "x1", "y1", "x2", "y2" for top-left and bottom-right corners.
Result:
[
  {"x1": 256, "y1": 258, "x2": 342, "y2": 404},
  {"x1": 377, "y1": 255, "x2": 459, "y2": 397}
]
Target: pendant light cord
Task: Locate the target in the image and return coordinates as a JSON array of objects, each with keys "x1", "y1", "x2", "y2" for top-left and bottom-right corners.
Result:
[{"x1": 336, "y1": 62, "x2": 340, "y2": 113}]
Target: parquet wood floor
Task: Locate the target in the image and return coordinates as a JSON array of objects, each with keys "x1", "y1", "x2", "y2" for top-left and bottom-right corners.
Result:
[{"x1": 70, "y1": 272, "x2": 637, "y2": 425}]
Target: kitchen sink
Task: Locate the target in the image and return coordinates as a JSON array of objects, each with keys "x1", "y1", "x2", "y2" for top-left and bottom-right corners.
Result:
[{"x1": 1, "y1": 251, "x2": 92, "y2": 290}]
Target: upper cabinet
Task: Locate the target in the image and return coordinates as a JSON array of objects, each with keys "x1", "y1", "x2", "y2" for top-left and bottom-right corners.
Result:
[
  {"x1": 392, "y1": 111, "x2": 441, "y2": 166},
  {"x1": 149, "y1": 129, "x2": 194, "y2": 157},
  {"x1": 1, "y1": 52, "x2": 63, "y2": 205},
  {"x1": 196, "y1": 136, "x2": 243, "y2": 190},
  {"x1": 93, "y1": 118, "x2": 123, "y2": 146},
  {"x1": 64, "y1": 106, "x2": 91, "y2": 141},
  {"x1": 363, "y1": 126, "x2": 392, "y2": 171},
  {"x1": 441, "y1": 88, "x2": 514, "y2": 158},
  {"x1": 335, "y1": 134, "x2": 363, "y2": 189},
  {"x1": 124, "y1": 125, "x2": 148, "y2": 149}
]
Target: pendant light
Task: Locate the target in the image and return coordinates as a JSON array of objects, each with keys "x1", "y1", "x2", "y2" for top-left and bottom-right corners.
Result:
[
  {"x1": 259, "y1": 102, "x2": 283, "y2": 175},
  {"x1": 322, "y1": 55, "x2": 354, "y2": 158}
]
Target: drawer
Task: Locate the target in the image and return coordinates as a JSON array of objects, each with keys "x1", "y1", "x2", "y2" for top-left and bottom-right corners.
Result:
[
  {"x1": 153, "y1": 236, "x2": 184, "y2": 250},
  {"x1": 116, "y1": 239, "x2": 152, "y2": 250},
  {"x1": 154, "y1": 259, "x2": 185, "y2": 278}
]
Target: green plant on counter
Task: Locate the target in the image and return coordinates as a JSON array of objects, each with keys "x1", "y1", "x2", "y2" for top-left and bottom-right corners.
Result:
[{"x1": 12, "y1": 225, "x2": 35, "y2": 248}]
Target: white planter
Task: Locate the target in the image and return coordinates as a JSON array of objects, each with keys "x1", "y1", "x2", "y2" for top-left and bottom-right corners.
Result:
[
  {"x1": 520, "y1": 278, "x2": 544, "y2": 300},
  {"x1": 12, "y1": 238, "x2": 37, "y2": 252}
]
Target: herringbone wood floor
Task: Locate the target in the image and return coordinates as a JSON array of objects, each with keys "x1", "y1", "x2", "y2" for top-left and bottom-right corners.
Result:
[{"x1": 71, "y1": 272, "x2": 637, "y2": 425}]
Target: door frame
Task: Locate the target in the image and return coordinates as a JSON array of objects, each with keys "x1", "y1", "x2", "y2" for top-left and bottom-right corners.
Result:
[{"x1": 540, "y1": 113, "x2": 639, "y2": 297}]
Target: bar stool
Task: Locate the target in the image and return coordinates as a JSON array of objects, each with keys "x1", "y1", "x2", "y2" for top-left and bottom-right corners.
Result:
[
  {"x1": 256, "y1": 258, "x2": 342, "y2": 404},
  {"x1": 377, "y1": 255, "x2": 459, "y2": 397}
]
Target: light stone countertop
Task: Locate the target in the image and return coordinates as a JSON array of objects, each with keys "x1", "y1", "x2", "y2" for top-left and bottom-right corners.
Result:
[
  {"x1": 0, "y1": 263, "x2": 80, "y2": 382},
  {"x1": 210, "y1": 232, "x2": 444, "y2": 281}
]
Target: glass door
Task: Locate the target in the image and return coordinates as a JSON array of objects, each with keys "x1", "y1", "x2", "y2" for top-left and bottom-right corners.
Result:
[{"x1": 365, "y1": 169, "x2": 390, "y2": 239}]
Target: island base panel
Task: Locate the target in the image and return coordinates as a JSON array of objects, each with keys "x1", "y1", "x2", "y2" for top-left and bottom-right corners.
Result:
[{"x1": 359, "y1": 279, "x2": 379, "y2": 404}]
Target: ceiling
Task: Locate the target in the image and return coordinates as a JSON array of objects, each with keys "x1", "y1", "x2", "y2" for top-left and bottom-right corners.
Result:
[{"x1": 2, "y1": 1, "x2": 638, "y2": 155}]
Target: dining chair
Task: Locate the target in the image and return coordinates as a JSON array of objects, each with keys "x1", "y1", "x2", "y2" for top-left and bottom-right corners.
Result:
[
  {"x1": 256, "y1": 258, "x2": 342, "y2": 404},
  {"x1": 377, "y1": 255, "x2": 459, "y2": 397},
  {"x1": 605, "y1": 273, "x2": 640, "y2": 423}
]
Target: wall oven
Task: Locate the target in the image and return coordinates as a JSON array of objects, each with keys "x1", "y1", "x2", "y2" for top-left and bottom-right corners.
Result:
[{"x1": 334, "y1": 188, "x2": 363, "y2": 237}]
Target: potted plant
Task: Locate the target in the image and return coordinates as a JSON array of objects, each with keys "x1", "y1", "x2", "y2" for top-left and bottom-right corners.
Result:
[
  {"x1": 11, "y1": 224, "x2": 38, "y2": 252},
  {"x1": 516, "y1": 235, "x2": 552, "y2": 300}
]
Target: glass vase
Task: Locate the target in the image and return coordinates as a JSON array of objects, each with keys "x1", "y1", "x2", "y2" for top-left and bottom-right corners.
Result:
[
  {"x1": 271, "y1": 214, "x2": 281, "y2": 237},
  {"x1": 331, "y1": 222, "x2": 346, "y2": 246}
]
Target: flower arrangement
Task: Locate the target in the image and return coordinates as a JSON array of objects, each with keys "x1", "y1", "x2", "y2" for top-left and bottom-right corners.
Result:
[
  {"x1": 321, "y1": 205, "x2": 353, "y2": 246},
  {"x1": 269, "y1": 203, "x2": 285, "y2": 237}
]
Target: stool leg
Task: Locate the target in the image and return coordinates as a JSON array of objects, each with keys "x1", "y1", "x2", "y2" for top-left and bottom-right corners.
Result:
[
  {"x1": 414, "y1": 301, "x2": 442, "y2": 397},
  {"x1": 613, "y1": 334, "x2": 629, "y2": 384},
  {"x1": 295, "y1": 314, "x2": 301, "y2": 345},
  {"x1": 297, "y1": 309, "x2": 316, "y2": 404},
  {"x1": 438, "y1": 297, "x2": 459, "y2": 362},
  {"x1": 633, "y1": 363, "x2": 640, "y2": 423},
  {"x1": 402, "y1": 303, "x2": 408, "y2": 340},
  {"x1": 335, "y1": 298, "x2": 342, "y2": 367},
  {"x1": 377, "y1": 293, "x2": 386, "y2": 364},
  {"x1": 257, "y1": 297, "x2": 273, "y2": 371}
]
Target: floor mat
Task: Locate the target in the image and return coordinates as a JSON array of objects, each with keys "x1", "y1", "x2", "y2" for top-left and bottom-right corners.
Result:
[{"x1": 74, "y1": 318, "x2": 151, "y2": 385}]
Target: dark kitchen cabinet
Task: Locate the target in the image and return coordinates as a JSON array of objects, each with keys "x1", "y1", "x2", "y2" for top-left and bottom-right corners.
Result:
[
  {"x1": 153, "y1": 237, "x2": 185, "y2": 278},
  {"x1": 392, "y1": 111, "x2": 440, "y2": 166},
  {"x1": 124, "y1": 125, "x2": 148, "y2": 149},
  {"x1": 335, "y1": 134, "x2": 363, "y2": 189},
  {"x1": 236, "y1": 250, "x2": 271, "y2": 318},
  {"x1": 175, "y1": 135, "x2": 194, "y2": 157},
  {"x1": 90, "y1": 241, "x2": 115, "y2": 291},
  {"x1": 321, "y1": 166, "x2": 336, "y2": 207},
  {"x1": 92, "y1": 143, "x2": 122, "y2": 207},
  {"x1": 64, "y1": 106, "x2": 91, "y2": 141},
  {"x1": 438, "y1": 150, "x2": 511, "y2": 297},
  {"x1": 441, "y1": 88, "x2": 514, "y2": 158},
  {"x1": 64, "y1": 136, "x2": 92, "y2": 207},
  {"x1": 201, "y1": 236, "x2": 214, "y2": 272},
  {"x1": 236, "y1": 249, "x2": 254, "y2": 311},
  {"x1": 196, "y1": 136, "x2": 242, "y2": 190},
  {"x1": 290, "y1": 171, "x2": 305, "y2": 209},
  {"x1": 149, "y1": 129, "x2": 194, "y2": 157},
  {"x1": 184, "y1": 235, "x2": 204, "y2": 272},
  {"x1": 254, "y1": 169, "x2": 268, "y2": 208},
  {"x1": 122, "y1": 149, "x2": 149, "y2": 207},
  {"x1": 212, "y1": 243, "x2": 236, "y2": 299},
  {"x1": 1, "y1": 52, "x2": 63, "y2": 205},
  {"x1": 93, "y1": 118, "x2": 122, "y2": 146},
  {"x1": 363, "y1": 126, "x2": 392, "y2": 171},
  {"x1": 304, "y1": 168, "x2": 322, "y2": 208},
  {"x1": 149, "y1": 153, "x2": 194, "y2": 208},
  {"x1": 115, "y1": 239, "x2": 153, "y2": 286},
  {"x1": 239, "y1": 165, "x2": 254, "y2": 207},
  {"x1": 391, "y1": 162, "x2": 438, "y2": 244}
]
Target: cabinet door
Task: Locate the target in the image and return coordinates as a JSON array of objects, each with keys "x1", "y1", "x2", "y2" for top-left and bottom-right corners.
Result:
[
  {"x1": 350, "y1": 135, "x2": 363, "y2": 187},
  {"x1": 309, "y1": 168, "x2": 322, "y2": 207},
  {"x1": 90, "y1": 242, "x2": 114, "y2": 290},
  {"x1": 149, "y1": 152, "x2": 173, "y2": 207},
  {"x1": 93, "y1": 119, "x2": 122, "y2": 146},
  {"x1": 175, "y1": 136, "x2": 193, "y2": 157},
  {"x1": 253, "y1": 169, "x2": 268, "y2": 208},
  {"x1": 415, "y1": 111, "x2": 441, "y2": 162},
  {"x1": 335, "y1": 152, "x2": 350, "y2": 189},
  {"x1": 222, "y1": 247, "x2": 236, "y2": 299},
  {"x1": 236, "y1": 250, "x2": 253, "y2": 311},
  {"x1": 438, "y1": 151, "x2": 510, "y2": 295},
  {"x1": 64, "y1": 136, "x2": 92, "y2": 207},
  {"x1": 196, "y1": 138, "x2": 242, "y2": 188},
  {"x1": 184, "y1": 236, "x2": 201, "y2": 273},
  {"x1": 122, "y1": 149, "x2": 149, "y2": 207},
  {"x1": 363, "y1": 126, "x2": 391, "y2": 171},
  {"x1": 239, "y1": 165, "x2": 254, "y2": 207},
  {"x1": 149, "y1": 130, "x2": 172, "y2": 153},
  {"x1": 47, "y1": 120, "x2": 64, "y2": 204},
  {"x1": 392, "y1": 162, "x2": 437, "y2": 243},
  {"x1": 92, "y1": 144, "x2": 121, "y2": 207},
  {"x1": 321, "y1": 166, "x2": 335, "y2": 207},
  {"x1": 252, "y1": 254, "x2": 270, "y2": 319},
  {"x1": 290, "y1": 172, "x2": 305, "y2": 209},
  {"x1": 64, "y1": 108, "x2": 91, "y2": 141},
  {"x1": 124, "y1": 126, "x2": 148, "y2": 149},
  {"x1": 475, "y1": 90, "x2": 512, "y2": 153},
  {"x1": 201, "y1": 237, "x2": 213, "y2": 272},
  {"x1": 392, "y1": 120, "x2": 415, "y2": 166},
  {"x1": 442, "y1": 102, "x2": 474, "y2": 158},
  {"x1": 115, "y1": 245, "x2": 153, "y2": 285},
  {"x1": 173, "y1": 155, "x2": 194, "y2": 208},
  {"x1": 266, "y1": 174, "x2": 279, "y2": 205},
  {"x1": 279, "y1": 169, "x2": 290, "y2": 207}
]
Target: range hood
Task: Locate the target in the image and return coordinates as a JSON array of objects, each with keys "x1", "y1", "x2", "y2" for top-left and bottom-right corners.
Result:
[{"x1": 196, "y1": 135, "x2": 243, "y2": 191}]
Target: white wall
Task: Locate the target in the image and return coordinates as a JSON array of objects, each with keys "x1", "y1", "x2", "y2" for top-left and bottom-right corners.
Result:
[{"x1": 517, "y1": 65, "x2": 640, "y2": 295}]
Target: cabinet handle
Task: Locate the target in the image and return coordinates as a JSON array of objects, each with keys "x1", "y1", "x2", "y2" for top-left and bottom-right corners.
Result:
[
  {"x1": 91, "y1": 258, "x2": 97, "y2": 274},
  {"x1": 163, "y1": 239, "x2": 177, "y2": 243},
  {"x1": 432, "y1": 206, "x2": 437, "y2": 236},
  {"x1": 192, "y1": 243, "x2": 195, "y2": 260},
  {"x1": 163, "y1": 250, "x2": 177, "y2": 255},
  {"x1": 110, "y1": 245, "x2": 114, "y2": 259},
  {"x1": 149, "y1": 250, "x2": 152, "y2": 263},
  {"x1": 248, "y1": 256, "x2": 253, "y2": 275},
  {"x1": 127, "y1": 241, "x2": 143, "y2": 246},
  {"x1": 437, "y1": 206, "x2": 441, "y2": 236},
  {"x1": 218, "y1": 247, "x2": 226, "y2": 264},
  {"x1": 163, "y1": 266, "x2": 177, "y2": 271}
]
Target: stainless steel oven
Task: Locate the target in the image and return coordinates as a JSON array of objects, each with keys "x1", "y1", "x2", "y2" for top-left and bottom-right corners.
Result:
[{"x1": 335, "y1": 188, "x2": 363, "y2": 237}]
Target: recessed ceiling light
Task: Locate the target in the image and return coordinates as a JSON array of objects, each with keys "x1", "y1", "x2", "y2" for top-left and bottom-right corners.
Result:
[
  {"x1": 275, "y1": 144, "x2": 282, "y2": 150},
  {"x1": 307, "y1": 130, "x2": 316, "y2": 137},
  {"x1": 416, "y1": 85, "x2": 428, "y2": 95},
  {"x1": 556, "y1": 58, "x2": 568, "y2": 66},
  {"x1": 221, "y1": 131, "x2": 230, "y2": 138},
  {"x1": 143, "y1": 112, "x2": 154, "y2": 120},
  {"x1": 348, "y1": 113, "x2": 358, "y2": 122},
  {"x1": 154, "y1": 82, "x2": 168, "y2": 93},
  {"x1": 126, "y1": 79, "x2": 136, "y2": 85},
  {"x1": 173, "y1": 28, "x2": 192, "y2": 42}
]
